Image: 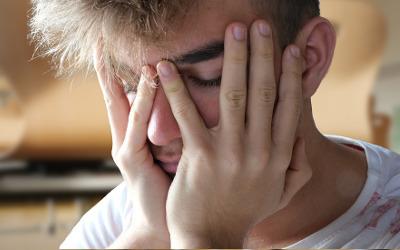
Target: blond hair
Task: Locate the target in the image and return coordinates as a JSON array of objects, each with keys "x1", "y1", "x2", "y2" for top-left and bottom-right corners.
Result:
[
  {"x1": 30, "y1": 0, "x2": 194, "y2": 88},
  {"x1": 29, "y1": 0, "x2": 319, "y2": 88}
]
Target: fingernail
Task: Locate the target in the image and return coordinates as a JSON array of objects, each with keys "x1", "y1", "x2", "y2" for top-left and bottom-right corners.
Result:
[
  {"x1": 157, "y1": 61, "x2": 175, "y2": 77},
  {"x1": 233, "y1": 25, "x2": 246, "y2": 41},
  {"x1": 141, "y1": 66, "x2": 150, "y2": 84},
  {"x1": 142, "y1": 66, "x2": 158, "y2": 88},
  {"x1": 142, "y1": 65, "x2": 156, "y2": 78},
  {"x1": 290, "y1": 46, "x2": 301, "y2": 59},
  {"x1": 258, "y1": 22, "x2": 271, "y2": 37},
  {"x1": 141, "y1": 65, "x2": 150, "y2": 78}
]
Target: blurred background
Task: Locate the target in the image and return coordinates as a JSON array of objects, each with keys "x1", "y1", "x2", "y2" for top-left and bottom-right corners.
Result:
[{"x1": 0, "y1": 0, "x2": 399, "y2": 249}]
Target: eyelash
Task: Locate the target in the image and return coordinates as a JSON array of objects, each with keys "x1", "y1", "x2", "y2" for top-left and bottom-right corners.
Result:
[
  {"x1": 187, "y1": 76, "x2": 222, "y2": 88},
  {"x1": 122, "y1": 75, "x2": 221, "y2": 94}
]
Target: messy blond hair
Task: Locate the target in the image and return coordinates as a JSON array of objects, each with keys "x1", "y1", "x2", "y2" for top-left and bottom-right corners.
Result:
[
  {"x1": 29, "y1": 0, "x2": 194, "y2": 89},
  {"x1": 29, "y1": 0, "x2": 319, "y2": 87}
]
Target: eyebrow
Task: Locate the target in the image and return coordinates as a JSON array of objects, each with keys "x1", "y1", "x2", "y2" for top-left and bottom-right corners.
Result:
[
  {"x1": 171, "y1": 40, "x2": 224, "y2": 65},
  {"x1": 117, "y1": 40, "x2": 225, "y2": 77}
]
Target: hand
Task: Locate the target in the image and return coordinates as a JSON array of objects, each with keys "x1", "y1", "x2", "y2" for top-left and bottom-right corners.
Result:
[
  {"x1": 93, "y1": 47, "x2": 171, "y2": 248},
  {"x1": 157, "y1": 20, "x2": 312, "y2": 248}
]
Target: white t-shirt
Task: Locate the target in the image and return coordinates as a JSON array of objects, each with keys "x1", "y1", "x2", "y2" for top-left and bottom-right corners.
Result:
[{"x1": 60, "y1": 136, "x2": 400, "y2": 249}]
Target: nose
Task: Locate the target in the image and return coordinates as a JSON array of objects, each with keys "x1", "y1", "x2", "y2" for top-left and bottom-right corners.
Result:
[{"x1": 147, "y1": 87, "x2": 181, "y2": 146}]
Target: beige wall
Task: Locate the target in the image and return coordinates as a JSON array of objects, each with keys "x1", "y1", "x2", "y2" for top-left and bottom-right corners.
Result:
[
  {"x1": 0, "y1": 1, "x2": 111, "y2": 159},
  {"x1": 371, "y1": 0, "x2": 400, "y2": 117}
]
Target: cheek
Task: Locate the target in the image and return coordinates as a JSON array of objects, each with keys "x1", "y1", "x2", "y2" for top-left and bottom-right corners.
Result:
[{"x1": 188, "y1": 87, "x2": 220, "y2": 128}]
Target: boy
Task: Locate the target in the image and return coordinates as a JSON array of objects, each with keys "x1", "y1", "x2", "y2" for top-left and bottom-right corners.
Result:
[{"x1": 30, "y1": 0, "x2": 400, "y2": 248}]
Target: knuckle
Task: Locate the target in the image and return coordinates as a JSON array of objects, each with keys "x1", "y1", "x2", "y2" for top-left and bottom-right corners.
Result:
[
  {"x1": 282, "y1": 96, "x2": 302, "y2": 118},
  {"x1": 111, "y1": 148, "x2": 119, "y2": 161},
  {"x1": 195, "y1": 142, "x2": 212, "y2": 156},
  {"x1": 280, "y1": 91, "x2": 302, "y2": 106},
  {"x1": 248, "y1": 154, "x2": 268, "y2": 173},
  {"x1": 103, "y1": 93, "x2": 125, "y2": 110},
  {"x1": 164, "y1": 81, "x2": 182, "y2": 94},
  {"x1": 117, "y1": 149, "x2": 147, "y2": 173},
  {"x1": 112, "y1": 152, "x2": 130, "y2": 175},
  {"x1": 258, "y1": 47, "x2": 274, "y2": 61},
  {"x1": 117, "y1": 151, "x2": 131, "y2": 168},
  {"x1": 104, "y1": 96, "x2": 114, "y2": 109},
  {"x1": 281, "y1": 153, "x2": 293, "y2": 168},
  {"x1": 225, "y1": 89, "x2": 246, "y2": 109},
  {"x1": 279, "y1": 198, "x2": 290, "y2": 210},
  {"x1": 221, "y1": 157, "x2": 242, "y2": 178},
  {"x1": 173, "y1": 99, "x2": 193, "y2": 119},
  {"x1": 178, "y1": 159, "x2": 190, "y2": 177},
  {"x1": 258, "y1": 86, "x2": 276, "y2": 104},
  {"x1": 294, "y1": 103, "x2": 302, "y2": 118},
  {"x1": 304, "y1": 166, "x2": 313, "y2": 181},
  {"x1": 221, "y1": 145, "x2": 243, "y2": 164},
  {"x1": 130, "y1": 110, "x2": 144, "y2": 125},
  {"x1": 247, "y1": 144, "x2": 269, "y2": 162},
  {"x1": 136, "y1": 85, "x2": 153, "y2": 99},
  {"x1": 284, "y1": 69, "x2": 302, "y2": 79},
  {"x1": 227, "y1": 53, "x2": 247, "y2": 65},
  {"x1": 272, "y1": 146, "x2": 292, "y2": 168},
  {"x1": 257, "y1": 152, "x2": 270, "y2": 167}
]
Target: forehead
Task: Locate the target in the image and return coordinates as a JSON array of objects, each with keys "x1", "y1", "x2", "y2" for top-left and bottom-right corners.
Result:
[{"x1": 117, "y1": 0, "x2": 259, "y2": 70}]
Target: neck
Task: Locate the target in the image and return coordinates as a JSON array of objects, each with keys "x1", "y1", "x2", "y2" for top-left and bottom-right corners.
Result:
[{"x1": 244, "y1": 101, "x2": 368, "y2": 248}]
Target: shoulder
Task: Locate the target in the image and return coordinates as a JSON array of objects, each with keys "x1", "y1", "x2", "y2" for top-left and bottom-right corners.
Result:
[
  {"x1": 60, "y1": 182, "x2": 131, "y2": 249},
  {"x1": 327, "y1": 135, "x2": 400, "y2": 199},
  {"x1": 328, "y1": 135, "x2": 400, "y2": 195},
  {"x1": 357, "y1": 140, "x2": 400, "y2": 198}
]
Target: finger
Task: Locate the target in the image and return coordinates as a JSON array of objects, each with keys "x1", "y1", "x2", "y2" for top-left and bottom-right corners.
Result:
[
  {"x1": 270, "y1": 45, "x2": 304, "y2": 168},
  {"x1": 93, "y1": 45, "x2": 130, "y2": 149},
  {"x1": 247, "y1": 20, "x2": 276, "y2": 149},
  {"x1": 123, "y1": 66, "x2": 157, "y2": 153},
  {"x1": 157, "y1": 61, "x2": 208, "y2": 145},
  {"x1": 279, "y1": 138, "x2": 312, "y2": 209},
  {"x1": 219, "y1": 23, "x2": 248, "y2": 137}
]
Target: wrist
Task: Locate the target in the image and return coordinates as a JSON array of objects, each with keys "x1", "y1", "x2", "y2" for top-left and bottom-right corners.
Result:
[
  {"x1": 170, "y1": 233, "x2": 212, "y2": 249},
  {"x1": 109, "y1": 226, "x2": 169, "y2": 249},
  {"x1": 128, "y1": 215, "x2": 170, "y2": 243},
  {"x1": 170, "y1": 231, "x2": 245, "y2": 248}
]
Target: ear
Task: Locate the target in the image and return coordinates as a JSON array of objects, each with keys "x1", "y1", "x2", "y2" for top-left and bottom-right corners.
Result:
[{"x1": 295, "y1": 17, "x2": 336, "y2": 98}]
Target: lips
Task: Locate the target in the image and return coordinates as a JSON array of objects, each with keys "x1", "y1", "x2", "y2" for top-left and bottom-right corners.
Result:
[
  {"x1": 152, "y1": 143, "x2": 182, "y2": 176},
  {"x1": 160, "y1": 162, "x2": 179, "y2": 174},
  {"x1": 155, "y1": 155, "x2": 181, "y2": 175}
]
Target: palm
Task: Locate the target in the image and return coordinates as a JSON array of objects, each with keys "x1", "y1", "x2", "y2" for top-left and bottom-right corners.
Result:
[{"x1": 128, "y1": 148, "x2": 171, "y2": 245}]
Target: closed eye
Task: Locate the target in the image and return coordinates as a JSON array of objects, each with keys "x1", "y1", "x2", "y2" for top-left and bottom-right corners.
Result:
[
  {"x1": 122, "y1": 74, "x2": 221, "y2": 94},
  {"x1": 187, "y1": 75, "x2": 222, "y2": 87}
]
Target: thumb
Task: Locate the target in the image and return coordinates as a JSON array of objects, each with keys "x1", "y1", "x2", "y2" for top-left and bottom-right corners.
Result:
[{"x1": 279, "y1": 138, "x2": 312, "y2": 210}]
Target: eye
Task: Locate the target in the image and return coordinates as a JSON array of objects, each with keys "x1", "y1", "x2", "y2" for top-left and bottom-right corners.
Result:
[{"x1": 187, "y1": 75, "x2": 222, "y2": 88}]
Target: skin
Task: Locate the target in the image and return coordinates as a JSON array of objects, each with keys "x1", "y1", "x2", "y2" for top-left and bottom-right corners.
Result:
[
  {"x1": 160, "y1": 22, "x2": 312, "y2": 248},
  {"x1": 94, "y1": 0, "x2": 368, "y2": 248}
]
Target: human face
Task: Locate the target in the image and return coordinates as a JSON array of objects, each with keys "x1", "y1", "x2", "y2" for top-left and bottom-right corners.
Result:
[{"x1": 119, "y1": 0, "x2": 281, "y2": 176}]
